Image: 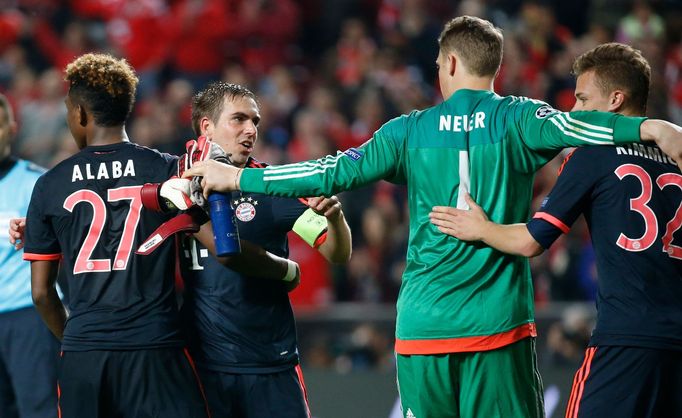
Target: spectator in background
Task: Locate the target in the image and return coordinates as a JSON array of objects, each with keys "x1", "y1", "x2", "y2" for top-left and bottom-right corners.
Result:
[
  {"x1": 0, "y1": 93, "x2": 60, "y2": 418},
  {"x1": 616, "y1": 0, "x2": 665, "y2": 44},
  {"x1": 15, "y1": 68, "x2": 66, "y2": 167}
]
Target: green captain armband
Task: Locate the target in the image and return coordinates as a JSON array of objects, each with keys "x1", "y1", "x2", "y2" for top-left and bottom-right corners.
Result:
[{"x1": 292, "y1": 208, "x2": 328, "y2": 247}]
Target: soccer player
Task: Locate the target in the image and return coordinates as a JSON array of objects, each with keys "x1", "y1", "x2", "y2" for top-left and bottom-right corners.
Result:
[
  {"x1": 429, "y1": 43, "x2": 682, "y2": 418},
  {"x1": 0, "y1": 93, "x2": 60, "y2": 418},
  {"x1": 181, "y1": 81, "x2": 351, "y2": 417},
  {"x1": 21, "y1": 53, "x2": 294, "y2": 417},
  {"x1": 182, "y1": 17, "x2": 682, "y2": 418}
]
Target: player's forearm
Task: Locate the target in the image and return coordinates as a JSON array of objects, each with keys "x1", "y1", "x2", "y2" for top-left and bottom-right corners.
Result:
[
  {"x1": 33, "y1": 288, "x2": 67, "y2": 341},
  {"x1": 639, "y1": 119, "x2": 682, "y2": 167},
  {"x1": 480, "y1": 222, "x2": 544, "y2": 257},
  {"x1": 30, "y1": 260, "x2": 66, "y2": 340},
  {"x1": 194, "y1": 223, "x2": 288, "y2": 280},
  {"x1": 537, "y1": 111, "x2": 645, "y2": 150},
  {"x1": 318, "y1": 211, "x2": 352, "y2": 263}
]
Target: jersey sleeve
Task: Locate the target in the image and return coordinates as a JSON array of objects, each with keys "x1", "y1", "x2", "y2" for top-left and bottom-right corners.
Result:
[
  {"x1": 526, "y1": 149, "x2": 596, "y2": 249},
  {"x1": 510, "y1": 100, "x2": 646, "y2": 152},
  {"x1": 240, "y1": 116, "x2": 407, "y2": 197},
  {"x1": 23, "y1": 176, "x2": 62, "y2": 261}
]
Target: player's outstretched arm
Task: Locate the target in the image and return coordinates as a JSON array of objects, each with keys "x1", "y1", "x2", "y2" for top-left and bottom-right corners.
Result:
[
  {"x1": 307, "y1": 196, "x2": 352, "y2": 264},
  {"x1": 193, "y1": 223, "x2": 300, "y2": 288},
  {"x1": 640, "y1": 119, "x2": 682, "y2": 167},
  {"x1": 429, "y1": 193, "x2": 544, "y2": 257},
  {"x1": 8, "y1": 217, "x2": 26, "y2": 250},
  {"x1": 30, "y1": 260, "x2": 67, "y2": 340}
]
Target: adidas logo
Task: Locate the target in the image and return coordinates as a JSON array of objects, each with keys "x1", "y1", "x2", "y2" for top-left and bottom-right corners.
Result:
[{"x1": 406, "y1": 408, "x2": 416, "y2": 418}]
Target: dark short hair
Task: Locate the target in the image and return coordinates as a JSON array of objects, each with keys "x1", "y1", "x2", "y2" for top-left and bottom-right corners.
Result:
[
  {"x1": 438, "y1": 16, "x2": 504, "y2": 77},
  {"x1": 64, "y1": 53, "x2": 138, "y2": 126},
  {"x1": 572, "y1": 43, "x2": 650, "y2": 114},
  {"x1": 191, "y1": 82, "x2": 258, "y2": 135}
]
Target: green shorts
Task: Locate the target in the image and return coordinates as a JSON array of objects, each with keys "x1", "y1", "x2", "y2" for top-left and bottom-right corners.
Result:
[{"x1": 396, "y1": 337, "x2": 544, "y2": 418}]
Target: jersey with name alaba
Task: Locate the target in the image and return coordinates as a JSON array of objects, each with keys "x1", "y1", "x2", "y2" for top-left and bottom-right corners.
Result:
[{"x1": 24, "y1": 142, "x2": 182, "y2": 351}]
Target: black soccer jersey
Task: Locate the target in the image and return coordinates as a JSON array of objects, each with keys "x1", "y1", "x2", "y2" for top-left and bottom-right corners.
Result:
[
  {"x1": 24, "y1": 142, "x2": 183, "y2": 351},
  {"x1": 527, "y1": 144, "x2": 682, "y2": 350},
  {"x1": 181, "y1": 159, "x2": 320, "y2": 374}
]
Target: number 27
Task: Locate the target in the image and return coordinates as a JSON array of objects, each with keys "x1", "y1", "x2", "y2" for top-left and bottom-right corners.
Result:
[{"x1": 63, "y1": 186, "x2": 143, "y2": 274}]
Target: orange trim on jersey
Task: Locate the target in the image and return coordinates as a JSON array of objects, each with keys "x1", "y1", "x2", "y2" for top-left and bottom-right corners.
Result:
[
  {"x1": 566, "y1": 347, "x2": 597, "y2": 418},
  {"x1": 533, "y1": 212, "x2": 570, "y2": 234},
  {"x1": 57, "y1": 382, "x2": 62, "y2": 418},
  {"x1": 183, "y1": 348, "x2": 212, "y2": 418},
  {"x1": 294, "y1": 364, "x2": 313, "y2": 418},
  {"x1": 395, "y1": 322, "x2": 537, "y2": 355},
  {"x1": 558, "y1": 149, "x2": 577, "y2": 176},
  {"x1": 313, "y1": 231, "x2": 328, "y2": 249},
  {"x1": 23, "y1": 253, "x2": 62, "y2": 261}
]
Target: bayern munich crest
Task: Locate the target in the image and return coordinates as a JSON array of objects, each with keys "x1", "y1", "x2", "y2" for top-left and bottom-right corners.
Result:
[{"x1": 233, "y1": 196, "x2": 257, "y2": 222}]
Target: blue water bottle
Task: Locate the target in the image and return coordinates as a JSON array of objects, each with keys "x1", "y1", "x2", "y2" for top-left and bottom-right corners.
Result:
[{"x1": 208, "y1": 193, "x2": 241, "y2": 256}]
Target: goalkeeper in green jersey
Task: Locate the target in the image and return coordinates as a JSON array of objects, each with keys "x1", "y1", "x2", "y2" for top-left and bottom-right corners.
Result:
[{"x1": 183, "y1": 16, "x2": 682, "y2": 418}]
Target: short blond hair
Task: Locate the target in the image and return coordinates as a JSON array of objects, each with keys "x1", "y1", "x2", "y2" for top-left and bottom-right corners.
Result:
[{"x1": 438, "y1": 16, "x2": 503, "y2": 77}]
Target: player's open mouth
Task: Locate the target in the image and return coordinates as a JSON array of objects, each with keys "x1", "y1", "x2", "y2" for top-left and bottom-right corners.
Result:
[{"x1": 239, "y1": 141, "x2": 253, "y2": 153}]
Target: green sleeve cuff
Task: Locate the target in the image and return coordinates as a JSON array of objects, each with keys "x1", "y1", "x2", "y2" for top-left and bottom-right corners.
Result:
[
  {"x1": 239, "y1": 168, "x2": 266, "y2": 193},
  {"x1": 292, "y1": 208, "x2": 328, "y2": 247},
  {"x1": 612, "y1": 116, "x2": 647, "y2": 144}
]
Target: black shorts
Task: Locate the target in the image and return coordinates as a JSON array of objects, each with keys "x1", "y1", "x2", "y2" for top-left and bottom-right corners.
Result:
[
  {"x1": 0, "y1": 307, "x2": 60, "y2": 418},
  {"x1": 198, "y1": 365, "x2": 311, "y2": 418},
  {"x1": 58, "y1": 348, "x2": 210, "y2": 418},
  {"x1": 566, "y1": 345, "x2": 682, "y2": 418}
]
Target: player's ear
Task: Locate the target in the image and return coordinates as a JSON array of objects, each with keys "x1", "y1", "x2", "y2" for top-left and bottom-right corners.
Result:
[
  {"x1": 199, "y1": 116, "x2": 213, "y2": 137},
  {"x1": 78, "y1": 104, "x2": 88, "y2": 127},
  {"x1": 448, "y1": 53, "x2": 457, "y2": 77},
  {"x1": 609, "y1": 90, "x2": 626, "y2": 113}
]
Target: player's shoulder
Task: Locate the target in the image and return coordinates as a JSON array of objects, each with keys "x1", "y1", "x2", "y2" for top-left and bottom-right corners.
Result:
[{"x1": 123, "y1": 142, "x2": 179, "y2": 164}]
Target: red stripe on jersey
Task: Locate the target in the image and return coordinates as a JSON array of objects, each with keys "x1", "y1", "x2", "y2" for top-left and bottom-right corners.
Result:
[
  {"x1": 183, "y1": 348, "x2": 212, "y2": 418},
  {"x1": 23, "y1": 253, "x2": 62, "y2": 261},
  {"x1": 566, "y1": 347, "x2": 597, "y2": 418},
  {"x1": 313, "y1": 231, "x2": 328, "y2": 249},
  {"x1": 558, "y1": 149, "x2": 577, "y2": 176},
  {"x1": 395, "y1": 322, "x2": 536, "y2": 354},
  {"x1": 294, "y1": 364, "x2": 313, "y2": 418},
  {"x1": 533, "y1": 212, "x2": 570, "y2": 234},
  {"x1": 57, "y1": 382, "x2": 62, "y2": 418}
]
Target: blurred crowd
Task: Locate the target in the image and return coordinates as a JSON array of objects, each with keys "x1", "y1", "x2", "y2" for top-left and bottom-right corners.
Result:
[{"x1": 2, "y1": 0, "x2": 682, "y2": 332}]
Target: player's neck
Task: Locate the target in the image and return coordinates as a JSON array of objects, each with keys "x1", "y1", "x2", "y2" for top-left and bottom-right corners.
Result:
[
  {"x1": 445, "y1": 76, "x2": 495, "y2": 99},
  {"x1": 87, "y1": 126, "x2": 129, "y2": 147}
]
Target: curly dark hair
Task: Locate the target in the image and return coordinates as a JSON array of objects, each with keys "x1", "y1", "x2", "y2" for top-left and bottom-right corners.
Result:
[{"x1": 64, "y1": 53, "x2": 138, "y2": 126}]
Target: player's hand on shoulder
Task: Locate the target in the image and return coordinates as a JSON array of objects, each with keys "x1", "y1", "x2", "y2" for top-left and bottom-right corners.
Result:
[
  {"x1": 159, "y1": 178, "x2": 194, "y2": 210},
  {"x1": 643, "y1": 120, "x2": 682, "y2": 168},
  {"x1": 8, "y1": 217, "x2": 26, "y2": 250},
  {"x1": 307, "y1": 196, "x2": 342, "y2": 221},
  {"x1": 429, "y1": 193, "x2": 488, "y2": 241}
]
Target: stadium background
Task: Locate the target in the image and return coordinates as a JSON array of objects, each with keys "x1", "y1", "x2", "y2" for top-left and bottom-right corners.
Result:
[{"x1": 1, "y1": 0, "x2": 681, "y2": 416}]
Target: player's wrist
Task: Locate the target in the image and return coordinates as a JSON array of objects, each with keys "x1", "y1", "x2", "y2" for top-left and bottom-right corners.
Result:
[
  {"x1": 234, "y1": 167, "x2": 243, "y2": 191},
  {"x1": 282, "y1": 259, "x2": 299, "y2": 282}
]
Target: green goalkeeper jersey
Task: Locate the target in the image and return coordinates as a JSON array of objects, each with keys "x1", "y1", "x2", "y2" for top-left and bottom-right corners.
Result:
[{"x1": 241, "y1": 89, "x2": 645, "y2": 355}]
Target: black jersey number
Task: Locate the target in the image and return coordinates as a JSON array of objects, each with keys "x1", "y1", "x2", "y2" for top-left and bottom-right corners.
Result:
[
  {"x1": 615, "y1": 164, "x2": 682, "y2": 259},
  {"x1": 63, "y1": 186, "x2": 143, "y2": 274}
]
